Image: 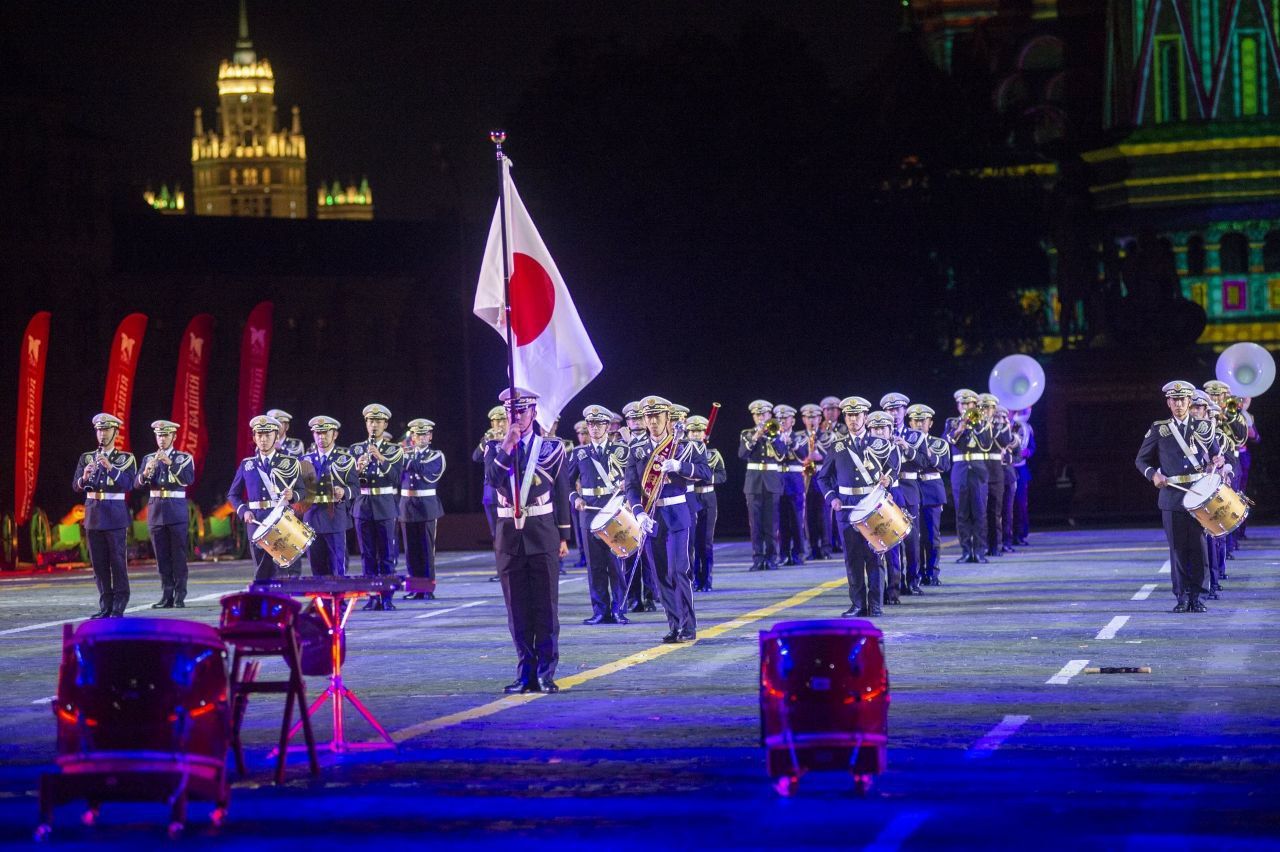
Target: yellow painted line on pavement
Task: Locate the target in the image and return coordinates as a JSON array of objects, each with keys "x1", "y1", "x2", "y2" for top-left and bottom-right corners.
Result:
[{"x1": 391, "y1": 575, "x2": 847, "y2": 744}]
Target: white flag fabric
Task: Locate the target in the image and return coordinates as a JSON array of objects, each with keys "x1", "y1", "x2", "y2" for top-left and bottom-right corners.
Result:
[{"x1": 475, "y1": 159, "x2": 603, "y2": 432}]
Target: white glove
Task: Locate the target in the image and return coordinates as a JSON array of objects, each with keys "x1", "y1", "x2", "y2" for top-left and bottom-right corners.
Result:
[
  {"x1": 637, "y1": 512, "x2": 656, "y2": 534},
  {"x1": 660, "y1": 458, "x2": 681, "y2": 473}
]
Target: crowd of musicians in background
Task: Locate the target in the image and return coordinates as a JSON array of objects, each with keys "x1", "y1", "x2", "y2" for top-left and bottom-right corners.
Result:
[{"x1": 72, "y1": 376, "x2": 1256, "y2": 688}]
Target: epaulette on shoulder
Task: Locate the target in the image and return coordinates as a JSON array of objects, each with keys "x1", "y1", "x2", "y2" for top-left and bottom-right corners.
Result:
[
  {"x1": 1193, "y1": 418, "x2": 1213, "y2": 438},
  {"x1": 277, "y1": 456, "x2": 300, "y2": 473},
  {"x1": 610, "y1": 445, "x2": 628, "y2": 462}
]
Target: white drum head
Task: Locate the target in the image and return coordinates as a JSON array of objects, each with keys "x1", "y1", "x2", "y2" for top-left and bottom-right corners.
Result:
[
  {"x1": 848, "y1": 487, "x2": 885, "y2": 523},
  {"x1": 251, "y1": 503, "x2": 284, "y2": 542},
  {"x1": 590, "y1": 494, "x2": 623, "y2": 532},
  {"x1": 1182, "y1": 474, "x2": 1221, "y2": 510}
]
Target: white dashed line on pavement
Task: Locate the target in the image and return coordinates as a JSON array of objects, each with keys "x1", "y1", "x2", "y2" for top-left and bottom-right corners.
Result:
[
  {"x1": 1158, "y1": 560, "x2": 1171, "y2": 574},
  {"x1": 1094, "y1": 616, "x2": 1130, "y2": 640},
  {"x1": 1132, "y1": 583, "x2": 1158, "y2": 601},
  {"x1": 967, "y1": 714, "x2": 1031, "y2": 759},
  {"x1": 1047, "y1": 659, "x2": 1089, "y2": 685},
  {"x1": 414, "y1": 600, "x2": 487, "y2": 620}
]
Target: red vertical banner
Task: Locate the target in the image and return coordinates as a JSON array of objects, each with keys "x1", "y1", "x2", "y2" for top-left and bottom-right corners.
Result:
[
  {"x1": 170, "y1": 313, "x2": 215, "y2": 487},
  {"x1": 235, "y1": 301, "x2": 274, "y2": 462},
  {"x1": 101, "y1": 312, "x2": 148, "y2": 452},
  {"x1": 14, "y1": 312, "x2": 51, "y2": 525}
]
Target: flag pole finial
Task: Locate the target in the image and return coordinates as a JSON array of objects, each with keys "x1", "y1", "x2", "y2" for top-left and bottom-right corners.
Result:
[{"x1": 490, "y1": 130, "x2": 507, "y2": 160}]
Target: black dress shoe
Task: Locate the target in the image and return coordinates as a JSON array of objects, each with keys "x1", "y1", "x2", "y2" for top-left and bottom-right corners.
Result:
[
  {"x1": 841, "y1": 607, "x2": 859, "y2": 617},
  {"x1": 782, "y1": 556, "x2": 797, "y2": 566},
  {"x1": 1001, "y1": 545, "x2": 1016, "y2": 554},
  {"x1": 1187, "y1": 597, "x2": 1207, "y2": 613},
  {"x1": 986, "y1": 548, "x2": 1000, "y2": 557},
  {"x1": 361, "y1": 597, "x2": 379, "y2": 611},
  {"x1": 909, "y1": 584, "x2": 924, "y2": 595},
  {"x1": 1172, "y1": 597, "x2": 1189, "y2": 613},
  {"x1": 869, "y1": 606, "x2": 884, "y2": 617},
  {"x1": 678, "y1": 629, "x2": 697, "y2": 642},
  {"x1": 401, "y1": 592, "x2": 419, "y2": 600},
  {"x1": 109, "y1": 612, "x2": 125, "y2": 618},
  {"x1": 854, "y1": 608, "x2": 870, "y2": 618},
  {"x1": 661, "y1": 631, "x2": 681, "y2": 644},
  {"x1": 1206, "y1": 589, "x2": 1220, "y2": 600},
  {"x1": 748, "y1": 562, "x2": 764, "y2": 572},
  {"x1": 582, "y1": 614, "x2": 609, "y2": 625},
  {"x1": 89, "y1": 609, "x2": 110, "y2": 620},
  {"x1": 151, "y1": 599, "x2": 174, "y2": 609},
  {"x1": 425, "y1": 592, "x2": 436, "y2": 600},
  {"x1": 174, "y1": 601, "x2": 185, "y2": 608},
  {"x1": 382, "y1": 599, "x2": 397, "y2": 611},
  {"x1": 955, "y1": 553, "x2": 971, "y2": 564},
  {"x1": 792, "y1": 556, "x2": 806, "y2": 566},
  {"x1": 538, "y1": 678, "x2": 559, "y2": 693},
  {"x1": 886, "y1": 597, "x2": 901, "y2": 605},
  {"x1": 643, "y1": 601, "x2": 657, "y2": 612},
  {"x1": 503, "y1": 680, "x2": 527, "y2": 694},
  {"x1": 976, "y1": 554, "x2": 989, "y2": 564},
  {"x1": 612, "y1": 612, "x2": 631, "y2": 625}
]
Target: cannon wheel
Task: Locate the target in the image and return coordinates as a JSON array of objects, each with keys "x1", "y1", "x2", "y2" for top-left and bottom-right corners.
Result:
[
  {"x1": 1, "y1": 513, "x2": 16, "y2": 566},
  {"x1": 187, "y1": 503, "x2": 205, "y2": 561},
  {"x1": 29, "y1": 508, "x2": 52, "y2": 557}
]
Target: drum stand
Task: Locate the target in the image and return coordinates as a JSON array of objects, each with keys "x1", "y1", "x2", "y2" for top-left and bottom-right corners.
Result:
[{"x1": 277, "y1": 592, "x2": 396, "y2": 755}]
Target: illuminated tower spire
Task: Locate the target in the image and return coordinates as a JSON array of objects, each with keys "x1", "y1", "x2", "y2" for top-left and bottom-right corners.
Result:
[{"x1": 233, "y1": 0, "x2": 256, "y2": 65}]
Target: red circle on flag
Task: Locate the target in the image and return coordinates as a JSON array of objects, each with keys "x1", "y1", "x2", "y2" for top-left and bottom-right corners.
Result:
[{"x1": 510, "y1": 252, "x2": 556, "y2": 345}]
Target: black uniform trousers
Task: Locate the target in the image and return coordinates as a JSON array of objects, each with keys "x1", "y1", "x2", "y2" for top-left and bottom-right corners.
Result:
[
  {"x1": 250, "y1": 539, "x2": 278, "y2": 583},
  {"x1": 647, "y1": 524, "x2": 696, "y2": 635},
  {"x1": 985, "y1": 459, "x2": 1004, "y2": 554},
  {"x1": 356, "y1": 517, "x2": 397, "y2": 603},
  {"x1": 805, "y1": 481, "x2": 829, "y2": 558},
  {"x1": 87, "y1": 528, "x2": 130, "y2": 615},
  {"x1": 920, "y1": 504, "x2": 943, "y2": 578},
  {"x1": 746, "y1": 491, "x2": 780, "y2": 566},
  {"x1": 1163, "y1": 509, "x2": 1207, "y2": 600},
  {"x1": 1001, "y1": 467, "x2": 1017, "y2": 547},
  {"x1": 497, "y1": 543, "x2": 560, "y2": 683},
  {"x1": 1013, "y1": 465, "x2": 1031, "y2": 541},
  {"x1": 778, "y1": 491, "x2": 806, "y2": 562},
  {"x1": 307, "y1": 531, "x2": 348, "y2": 577},
  {"x1": 624, "y1": 547, "x2": 659, "y2": 609},
  {"x1": 691, "y1": 493, "x2": 718, "y2": 589},
  {"x1": 404, "y1": 519, "x2": 438, "y2": 583},
  {"x1": 900, "y1": 489, "x2": 922, "y2": 588},
  {"x1": 585, "y1": 531, "x2": 625, "y2": 618},
  {"x1": 149, "y1": 522, "x2": 188, "y2": 604},
  {"x1": 952, "y1": 461, "x2": 989, "y2": 556},
  {"x1": 840, "y1": 524, "x2": 882, "y2": 612}
]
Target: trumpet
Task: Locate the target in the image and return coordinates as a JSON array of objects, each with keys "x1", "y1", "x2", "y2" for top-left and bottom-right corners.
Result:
[
  {"x1": 1224, "y1": 396, "x2": 1242, "y2": 417},
  {"x1": 965, "y1": 408, "x2": 983, "y2": 427},
  {"x1": 763, "y1": 419, "x2": 781, "y2": 439},
  {"x1": 483, "y1": 425, "x2": 506, "y2": 443}
]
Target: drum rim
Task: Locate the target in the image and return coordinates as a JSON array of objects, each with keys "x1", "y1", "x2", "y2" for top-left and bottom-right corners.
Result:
[
  {"x1": 73, "y1": 617, "x2": 226, "y2": 645},
  {"x1": 761, "y1": 619, "x2": 884, "y2": 637}
]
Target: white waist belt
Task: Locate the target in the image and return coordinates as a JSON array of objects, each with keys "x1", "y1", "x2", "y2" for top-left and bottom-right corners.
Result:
[
  {"x1": 920, "y1": 473, "x2": 942, "y2": 480},
  {"x1": 86, "y1": 492, "x2": 126, "y2": 501},
  {"x1": 247, "y1": 500, "x2": 274, "y2": 509},
  {"x1": 1166, "y1": 473, "x2": 1204, "y2": 484},
  {"x1": 838, "y1": 485, "x2": 875, "y2": 496},
  {"x1": 580, "y1": 486, "x2": 613, "y2": 497},
  {"x1": 899, "y1": 472, "x2": 918, "y2": 480},
  {"x1": 497, "y1": 503, "x2": 553, "y2": 518},
  {"x1": 746, "y1": 463, "x2": 780, "y2": 471},
  {"x1": 694, "y1": 486, "x2": 715, "y2": 493},
  {"x1": 402, "y1": 489, "x2": 436, "y2": 497},
  {"x1": 360, "y1": 487, "x2": 399, "y2": 495},
  {"x1": 785, "y1": 464, "x2": 805, "y2": 473},
  {"x1": 656, "y1": 495, "x2": 686, "y2": 507},
  {"x1": 149, "y1": 490, "x2": 186, "y2": 498}
]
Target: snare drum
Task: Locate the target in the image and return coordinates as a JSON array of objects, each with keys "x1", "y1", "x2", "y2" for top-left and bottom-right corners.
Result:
[
  {"x1": 590, "y1": 496, "x2": 644, "y2": 558},
  {"x1": 1182, "y1": 473, "x2": 1250, "y2": 537},
  {"x1": 250, "y1": 504, "x2": 316, "y2": 568},
  {"x1": 847, "y1": 487, "x2": 912, "y2": 553}
]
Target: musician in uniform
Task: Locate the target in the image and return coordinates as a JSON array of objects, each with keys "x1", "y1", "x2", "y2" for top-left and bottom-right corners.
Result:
[
  {"x1": 880, "y1": 393, "x2": 923, "y2": 595},
  {"x1": 399, "y1": 418, "x2": 445, "y2": 600},
  {"x1": 1205, "y1": 379, "x2": 1249, "y2": 560},
  {"x1": 267, "y1": 409, "x2": 306, "y2": 457},
  {"x1": 570, "y1": 419, "x2": 592, "y2": 567},
  {"x1": 797, "y1": 404, "x2": 829, "y2": 561},
  {"x1": 818, "y1": 395, "x2": 844, "y2": 554},
  {"x1": 773, "y1": 404, "x2": 807, "y2": 566},
  {"x1": 620, "y1": 400, "x2": 658, "y2": 612},
  {"x1": 135, "y1": 419, "x2": 194, "y2": 608},
  {"x1": 946, "y1": 389, "x2": 992, "y2": 564},
  {"x1": 74, "y1": 413, "x2": 137, "y2": 618},
  {"x1": 685, "y1": 415, "x2": 726, "y2": 592},
  {"x1": 1010, "y1": 407, "x2": 1035, "y2": 546},
  {"x1": 740, "y1": 399, "x2": 787, "y2": 571},
  {"x1": 977, "y1": 393, "x2": 1013, "y2": 558},
  {"x1": 229, "y1": 415, "x2": 303, "y2": 584},
  {"x1": 815, "y1": 397, "x2": 890, "y2": 617},
  {"x1": 350, "y1": 404, "x2": 404, "y2": 610},
  {"x1": 302, "y1": 415, "x2": 356, "y2": 578},
  {"x1": 485, "y1": 387, "x2": 571, "y2": 693},
  {"x1": 474, "y1": 405, "x2": 508, "y2": 542},
  {"x1": 569, "y1": 405, "x2": 630, "y2": 624},
  {"x1": 625, "y1": 395, "x2": 711, "y2": 643},
  {"x1": 995, "y1": 406, "x2": 1020, "y2": 554},
  {"x1": 1135, "y1": 380, "x2": 1224, "y2": 613},
  {"x1": 863, "y1": 411, "x2": 905, "y2": 604},
  {"x1": 1191, "y1": 394, "x2": 1228, "y2": 598},
  {"x1": 608, "y1": 412, "x2": 626, "y2": 444},
  {"x1": 907, "y1": 404, "x2": 951, "y2": 585}
]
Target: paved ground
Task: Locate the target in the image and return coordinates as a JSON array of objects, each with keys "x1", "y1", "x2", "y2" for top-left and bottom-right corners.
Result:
[{"x1": 1, "y1": 527, "x2": 1278, "y2": 849}]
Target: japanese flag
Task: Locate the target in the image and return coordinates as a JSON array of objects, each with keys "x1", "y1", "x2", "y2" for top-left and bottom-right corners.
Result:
[{"x1": 475, "y1": 158, "x2": 603, "y2": 432}]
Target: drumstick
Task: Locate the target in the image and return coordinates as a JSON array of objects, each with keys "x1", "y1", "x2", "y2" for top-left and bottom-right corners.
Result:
[{"x1": 704, "y1": 402, "x2": 721, "y2": 439}]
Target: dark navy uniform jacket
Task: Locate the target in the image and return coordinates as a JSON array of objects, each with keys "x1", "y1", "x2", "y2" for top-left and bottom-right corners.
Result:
[
  {"x1": 303, "y1": 447, "x2": 356, "y2": 533},
  {"x1": 135, "y1": 450, "x2": 195, "y2": 527},
  {"x1": 485, "y1": 433, "x2": 571, "y2": 555},
  {"x1": 570, "y1": 442, "x2": 626, "y2": 514},
  {"x1": 1134, "y1": 416, "x2": 1222, "y2": 511},
  {"x1": 349, "y1": 439, "x2": 405, "y2": 521},
  {"x1": 781, "y1": 432, "x2": 807, "y2": 497},
  {"x1": 815, "y1": 433, "x2": 898, "y2": 514},
  {"x1": 399, "y1": 447, "x2": 446, "y2": 522},
  {"x1": 739, "y1": 428, "x2": 788, "y2": 495},
  {"x1": 228, "y1": 452, "x2": 306, "y2": 522},
  {"x1": 945, "y1": 417, "x2": 995, "y2": 460},
  {"x1": 892, "y1": 427, "x2": 925, "y2": 502},
  {"x1": 474, "y1": 439, "x2": 499, "y2": 507},
  {"x1": 278, "y1": 436, "x2": 306, "y2": 458},
  {"x1": 625, "y1": 436, "x2": 712, "y2": 532},
  {"x1": 73, "y1": 449, "x2": 138, "y2": 530},
  {"x1": 916, "y1": 435, "x2": 952, "y2": 506}
]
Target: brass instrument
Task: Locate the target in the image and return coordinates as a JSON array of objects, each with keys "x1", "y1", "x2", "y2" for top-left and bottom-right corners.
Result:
[
  {"x1": 763, "y1": 419, "x2": 781, "y2": 439},
  {"x1": 965, "y1": 408, "x2": 983, "y2": 427},
  {"x1": 1224, "y1": 396, "x2": 1242, "y2": 417}
]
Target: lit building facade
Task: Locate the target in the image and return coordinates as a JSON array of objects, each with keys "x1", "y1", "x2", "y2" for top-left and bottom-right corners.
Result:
[{"x1": 316, "y1": 178, "x2": 374, "y2": 221}]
